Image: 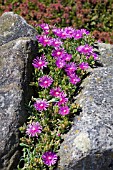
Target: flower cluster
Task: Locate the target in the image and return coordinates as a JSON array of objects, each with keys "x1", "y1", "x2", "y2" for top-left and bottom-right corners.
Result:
[
  {"x1": 52, "y1": 27, "x2": 89, "y2": 39},
  {"x1": 76, "y1": 44, "x2": 98, "y2": 60},
  {"x1": 19, "y1": 23, "x2": 98, "y2": 169}
]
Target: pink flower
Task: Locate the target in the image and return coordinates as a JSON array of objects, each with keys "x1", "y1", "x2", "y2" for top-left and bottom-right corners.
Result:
[
  {"x1": 69, "y1": 75, "x2": 80, "y2": 85},
  {"x1": 36, "y1": 35, "x2": 52, "y2": 46},
  {"x1": 86, "y1": 52, "x2": 98, "y2": 60},
  {"x1": 59, "y1": 30, "x2": 68, "y2": 39},
  {"x1": 34, "y1": 99, "x2": 49, "y2": 111},
  {"x1": 51, "y1": 38, "x2": 63, "y2": 48},
  {"x1": 32, "y1": 55, "x2": 48, "y2": 69},
  {"x1": 64, "y1": 27, "x2": 75, "y2": 38},
  {"x1": 50, "y1": 87, "x2": 62, "y2": 97},
  {"x1": 92, "y1": 52, "x2": 98, "y2": 60},
  {"x1": 42, "y1": 151, "x2": 58, "y2": 166},
  {"x1": 56, "y1": 59, "x2": 66, "y2": 68},
  {"x1": 65, "y1": 62, "x2": 77, "y2": 74},
  {"x1": 62, "y1": 53, "x2": 72, "y2": 61},
  {"x1": 80, "y1": 29, "x2": 90, "y2": 35},
  {"x1": 79, "y1": 62, "x2": 89, "y2": 70},
  {"x1": 52, "y1": 28, "x2": 67, "y2": 39},
  {"x1": 39, "y1": 23, "x2": 50, "y2": 34},
  {"x1": 73, "y1": 30, "x2": 82, "y2": 40},
  {"x1": 52, "y1": 48, "x2": 65, "y2": 59},
  {"x1": 77, "y1": 44, "x2": 93, "y2": 55},
  {"x1": 59, "y1": 105, "x2": 70, "y2": 116},
  {"x1": 57, "y1": 133, "x2": 61, "y2": 136},
  {"x1": 57, "y1": 92, "x2": 68, "y2": 106},
  {"x1": 26, "y1": 122, "x2": 42, "y2": 137},
  {"x1": 52, "y1": 27, "x2": 61, "y2": 36},
  {"x1": 39, "y1": 75, "x2": 53, "y2": 88}
]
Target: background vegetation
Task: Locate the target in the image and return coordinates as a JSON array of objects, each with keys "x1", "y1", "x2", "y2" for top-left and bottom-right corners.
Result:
[{"x1": 0, "y1": 0, "x2": 113, "y2": 43}]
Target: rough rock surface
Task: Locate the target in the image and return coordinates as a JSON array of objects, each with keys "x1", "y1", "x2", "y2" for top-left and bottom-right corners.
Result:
[
  {"x1": 0, "y1": 12, "x2": 38, "y2": 170},
  {"x1": 57, "y1": 43, "x2": 113, "y2": 170},
  {"x1": 0, "y1": 12, "x2": 37, "y2": 46}
]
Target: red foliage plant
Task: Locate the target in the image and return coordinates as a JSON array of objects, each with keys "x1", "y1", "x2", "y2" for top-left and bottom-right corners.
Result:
[{"x1": 0, "y1": 0, "x2": 113, "y2": 44}]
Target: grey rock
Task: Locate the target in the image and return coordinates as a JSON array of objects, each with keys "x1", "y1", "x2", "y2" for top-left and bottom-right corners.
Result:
[
  {"x1": 0, "y1": 12, "x2": 37, "y2": 46},
  {"x1": 57, "y1": 43, "x2": 113, "y2": 170},
  {"x1": 98, "y1": 43, "x2": 113, "y2": 67},
  {"x1": 0, "y1": 12, "x2": 38, "y2": 170}
]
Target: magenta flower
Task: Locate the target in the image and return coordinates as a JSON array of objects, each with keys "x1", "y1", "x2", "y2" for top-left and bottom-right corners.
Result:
[
  {"x1": 36, "y1": 35, "x2": 52, "y2": 47},
  {"x1": 73, "y1": 30, "x2": 82, "y2": 40},
  {"x1": 26, "y1": 122, "x2": 42, "y2": 137},
  {"x1": 59, "y1": 30, "x2": 68, "y2": 39},
  {"x1": 76, "y1": 45, "x2": 83, "y2": 53},
  {"x1": 79, "y1": 62, "x2": 89, "y2": 70},
  {"x1": 62, "y1": 53, "x2": 72, "y2": 61},
  {"x1": 52, "y1": 48, "x2": 65, "y2": 59},
  {"x1": 39, "y1": 75, "x2": 53, "y2": 88},
  {"x1": 52, "y1": 28, "x2": 67, "y2": 39},
  {"x1": 92, "y1": 52, "x2": 98, "y2": 60},
  {"x1": 42, "y1": 151, "x2": 58, "y2": 166},
  {"x1": 34, "y1": 99, "x2": 49, "y2": 111},
  {"x1": 39, "y1": 23, "x2": 50, "y2": 34},
  {"x1": 56, "y1": 59, "x2": 66, "y2": 68},
  {"x1": 57, "y1": 133, "x2": 61, "y2": 137},
  {"x1": 58, "y1": 92, "x2": 68, "y2": 106},
  {"x1": 52, "y1": 27, "x2": 61, "y2": 36},
  {"x1": 50, "y1": 87, "x2": 62, "y2": 97},
  {"x1": 32, "y1": 55, "x2": 48, "y2": 69},
  {"x1": 80, "y1": 29, "x2": 90, "y2": 35},
  {"x1": 76, "y1": 44, "x2": 93, "y2": 55},
  {"x1": 59, "y1": 105, "x2": 70, "y2": 116},
  {"x1": 69, "y1": 75, "x2": 80, "y2": 85},
  {"x1": 64, "y1": 27, "x2": 75, "y2": 38},
  {"x1": 86, "y1": 52, "x2": 98, "y2": 60},
  {"x1": 53, "y1": 27, "x2": 77, "y2": 39},
  {"x1": 65, "y1": 62, "x2": 77, "y2": 74},
  {"x1": 51, "y1": 38, "x2": 63, "y2": 48}
]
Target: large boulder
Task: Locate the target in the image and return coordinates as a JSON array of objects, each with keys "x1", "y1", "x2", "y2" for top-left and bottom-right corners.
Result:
[
  {"x1": 58, "y1": 43, "x2": 113, "y2": 170},
  {"x1": 0, "y1": 12, "x2": 38, "y2": 170},
  {"x1": 0, "y1": 12, "x2": 37, "y2": 46}
]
